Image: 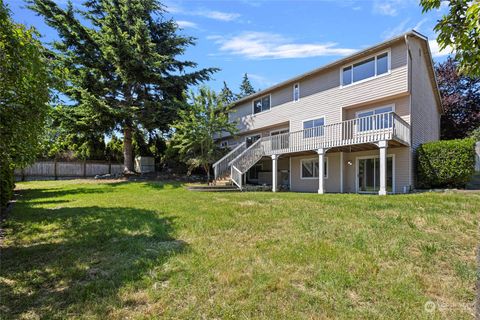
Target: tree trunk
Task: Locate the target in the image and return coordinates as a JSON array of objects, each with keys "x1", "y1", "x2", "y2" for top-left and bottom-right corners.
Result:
[{"x1": 123, "y1": 125, "x2": 134, "y2": 173}]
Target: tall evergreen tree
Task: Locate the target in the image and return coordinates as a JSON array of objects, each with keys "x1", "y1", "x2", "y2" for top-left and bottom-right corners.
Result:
[
  {"x1": 29, "y1": 0, "x2": 218, "y2": 172},
  {"x1": 237, "y1": 73, "x2": 256, "y2": 99},
  {"x1": 219, "y1": 81, "x2": 235, "y2": 104}
]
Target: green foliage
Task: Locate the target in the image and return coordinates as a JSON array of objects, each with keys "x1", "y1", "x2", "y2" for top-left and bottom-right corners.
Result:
[
  {"x1": 420, "y1": 0, "x2": 480, "y2": 77},
  {"x1": 29, "y1": 0, "x2": 218, "y2": 171},
  {"x1": 237, "y1": 73, "x2": 256, "y2": 99},
  {"x1": 416, "y1": 138, "x2": 476, "y2": 188},
  {"x1": 0, "y1": 1, "x2": 49, "y2": 209},
  {"x1": 470, "y1": 127, "x2": 480, "y2": 141},
  {"x1": 172, "y1": 87, "x2": 237, "y2": 180},
  {"x1": 105, "y1": 136, "x2": 124, "y2": 162},
  {"x1": 219, "y1": 81, "x2": 236, "y2": 104}
]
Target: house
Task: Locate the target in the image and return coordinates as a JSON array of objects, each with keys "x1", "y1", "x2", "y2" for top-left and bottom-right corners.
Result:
[{"x1": 213, "y1": 30, "x2": 442, "y2": 195}]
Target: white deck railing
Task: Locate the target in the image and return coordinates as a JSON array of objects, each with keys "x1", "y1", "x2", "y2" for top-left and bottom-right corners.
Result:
[
  {"x1": 213, "y1": 142, "x2": 247, "y2": 180},
  {"x1": 215, "y1": 112, "x2": 410, "y2": 188},
  {"x1": 261, "y1": 112, "x2": 410, "y2": 155}
]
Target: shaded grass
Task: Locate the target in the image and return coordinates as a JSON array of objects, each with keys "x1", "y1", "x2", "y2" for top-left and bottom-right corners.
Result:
[{"x1": 1, "y1": 180, "x2": 479, "y2": 319}]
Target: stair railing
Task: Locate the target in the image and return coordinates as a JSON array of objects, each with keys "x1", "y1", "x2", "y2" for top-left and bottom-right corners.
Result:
[{"x1": 213, "y1": 142, "x2": 247, "y2": 180}]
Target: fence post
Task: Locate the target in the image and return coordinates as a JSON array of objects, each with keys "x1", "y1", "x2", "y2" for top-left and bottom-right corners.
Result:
[
  {"x1": 83, "y1": 160, "x2": 87, "y2": 178},
  {"x1": 54, "y1": 159, "x2": 58, "y2": 180}
]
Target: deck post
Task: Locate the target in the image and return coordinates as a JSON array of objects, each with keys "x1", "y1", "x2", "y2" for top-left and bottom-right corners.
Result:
[
  {"x1": 271, "y1": 154, "x2": 278, "y2": 192},
  {"x1": 317, "y1": 148, "x2": 325, "y2": 194},
  {"x1": 378, "y1": 140, "x2": 388, "y2": 195}
]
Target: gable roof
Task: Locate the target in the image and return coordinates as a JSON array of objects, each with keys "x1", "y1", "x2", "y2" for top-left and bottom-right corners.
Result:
[{"x1": 232, "y1": 30, "x2": 442, "y2": 112}]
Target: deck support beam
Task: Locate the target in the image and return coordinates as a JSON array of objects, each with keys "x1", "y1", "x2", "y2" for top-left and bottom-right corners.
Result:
[
  {"x1": 378, "y1": 140, "x2": 388, "y2": 195},
  {"x1": 317, "y1": 148, "x2": 325, "y2": 194},
  {"x1": 271, "y1": 154, "x2": 278, "y2": 192}
]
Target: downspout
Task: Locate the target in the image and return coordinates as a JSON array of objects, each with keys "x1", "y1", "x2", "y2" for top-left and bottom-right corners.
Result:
[{"x1": 404, "y1": 33, "x2": 414, "y2": 190}]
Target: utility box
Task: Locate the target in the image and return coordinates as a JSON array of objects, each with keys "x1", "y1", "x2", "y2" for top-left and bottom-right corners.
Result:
[{"x1": 135, "y1": 156, "x2": 155, "y2": 173}]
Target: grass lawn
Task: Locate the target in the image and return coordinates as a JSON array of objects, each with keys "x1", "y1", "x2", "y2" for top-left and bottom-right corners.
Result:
[{"x1": 1, "y1": 180, "x2": 478, "y2": 319}]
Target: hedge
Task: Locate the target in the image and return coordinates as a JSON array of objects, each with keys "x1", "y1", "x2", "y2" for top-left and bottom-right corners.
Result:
[
  {"x1": 0, "y1": 160, "x2": 14, "y2": 212},
  {"x1": 416, "y1": 138, "x2": 476, "y2": 189}
]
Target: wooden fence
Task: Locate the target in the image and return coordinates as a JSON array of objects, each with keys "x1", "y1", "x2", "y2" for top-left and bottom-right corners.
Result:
[{"x1": 14, "y1": 160, "x2": 124, "y2": 180}]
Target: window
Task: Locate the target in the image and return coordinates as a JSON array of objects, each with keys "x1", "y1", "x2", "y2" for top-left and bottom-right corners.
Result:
[
  {"x1": 303, "y1": 117, "x2": 325, "y2": 138},
  {"x1": 356, "y1": 105, "x2": 393, "y2": 132},
  {"x1": 293, "y1": 83, "x2": 300, "y2": 102},
  {"x1": 245, "y1": 134, "x2": 261, "y2": 147},
  {"x1": 220, "y1": 141, "x2": 228, "y2": 148},
  {"x1": 253, "y1": 95, "x2": 271, "y2": 114},
  {"x1": 301, "y1": 158, "x2": 328, "y2": 179},
  {"x1": 341, "y1": 51, "x2": 390, "y2": 86}
]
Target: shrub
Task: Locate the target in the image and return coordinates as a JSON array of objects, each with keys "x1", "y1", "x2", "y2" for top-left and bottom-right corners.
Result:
[
  {"x1": 416, "y1": 138, "x2": 476, "y2": 188},
  {"x1": 0, "y1": 160, "x2": 14, "y2": 212}
]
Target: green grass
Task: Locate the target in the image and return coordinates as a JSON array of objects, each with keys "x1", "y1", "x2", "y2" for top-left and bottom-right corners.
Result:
[{"x1": 1, "y1": 180, "x2": 478, "y2": 319}]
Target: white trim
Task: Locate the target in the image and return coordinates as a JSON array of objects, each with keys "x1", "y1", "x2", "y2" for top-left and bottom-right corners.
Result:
[
  {"x1": 340, "y1": 48, "x2": 391, "y2": 88},
  {"x1": 293, "y1": 82, "x2": 300, "y2": 102},
  {"x1": 252, "y1": 94, "x2": 272, "y2": 115},
  {"x1": 355, "y1": 154, "x2": 396, "y2": 194},
  {"x1": 300, "y1": 157, "x2": 328, "y2": 180}
]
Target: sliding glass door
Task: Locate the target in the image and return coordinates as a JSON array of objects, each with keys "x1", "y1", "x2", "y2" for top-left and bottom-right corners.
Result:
[{"x1": 357, "y1": 156, "x2": 393, "y2": 193}]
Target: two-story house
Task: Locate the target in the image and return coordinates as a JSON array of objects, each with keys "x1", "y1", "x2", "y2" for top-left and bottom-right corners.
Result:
[{"x1": 213, "y1": 30, "x2": 442, "y2": 195}]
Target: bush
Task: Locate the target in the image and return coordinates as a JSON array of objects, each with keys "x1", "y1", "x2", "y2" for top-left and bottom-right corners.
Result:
[
  {"x1": 416, "y1": 138, "x2": 476, "y2": 188},
  {"x1": 0, "y1": 160, "x2": 14, "y2": 212}
]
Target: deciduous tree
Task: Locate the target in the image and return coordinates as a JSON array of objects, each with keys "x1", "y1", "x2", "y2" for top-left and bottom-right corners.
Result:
[
  {"x1": 435, "y1": 58, "x2": 480, "y2": 139},
  {"x1": 172, "y1": 87, "x2": 237, "y2": 181},
  {"x1": 420, "y1": 0, "x2": 480, "y2": 77}
]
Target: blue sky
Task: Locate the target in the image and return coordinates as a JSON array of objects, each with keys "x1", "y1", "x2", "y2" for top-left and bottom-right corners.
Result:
[{"x1": 7, "y1": 0, "x2": 452, "y2": 93}]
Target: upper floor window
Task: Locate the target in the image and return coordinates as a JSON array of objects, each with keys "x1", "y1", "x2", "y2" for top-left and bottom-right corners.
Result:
[
  {"x1": 293, "y1": 83, "x2": 300, "y2": 102},
  {"x1": 253, "y1": 95, "x2": 270, "y2": 114},
  {"x1": 303, "y1": 117, "x2": 325, "y2": 138},
  {"x1": 356, "y1": 105, "x2": 393, "y2": 132},
  {"x1": 342, "y1": 51, "x2": 390, "y2": 86}
]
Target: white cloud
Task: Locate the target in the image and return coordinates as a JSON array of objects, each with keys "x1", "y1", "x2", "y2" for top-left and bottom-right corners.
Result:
[
  {"x1": 429, "y1": 39, "x2": 453, "y2": 58},
  {"x1": 198, "y1": 10, "x2": 240, "y2": 22},
  {"x1": 176, "y1": 20, "x2": 198, "y2": 29},
  {"x1": 209, "y1": 32, "x2": 357, "y2": 59},
  {"x1": 373, "y1": 2, "x2": 398, "y2": 16},
  {"x1": 382, "y1": 19, "x2": 411, "y2": 39},
  {"x1": 248, "y1": 73, "x2": 275, "y2": 87},
  {"x1": 166, "y1": 3, "x2": 240, "y2": 22}
]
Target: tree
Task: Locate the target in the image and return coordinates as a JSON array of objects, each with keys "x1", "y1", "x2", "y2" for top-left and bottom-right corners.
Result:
[
  {"x1": 172, "y1": 87, "x2": 237, "y2": 181},
  {"x1": 420, "y1": 0, "x2": 480, "y2": 77},
  {"x1": 0, "y1": 1, "x2": 50, "y2": 209},
  {"x1": 29, "y1": 0, "x2": 218, "y2": 173},
  {"x1": 219, "y1": 81, "x2": 236, "y2": 104},
  {"x1": 237, "y1": 73, "x2": 256, "y2": 98},
  {"x1": 435, "y1": 57, "x2": 480, "y2": 139}
]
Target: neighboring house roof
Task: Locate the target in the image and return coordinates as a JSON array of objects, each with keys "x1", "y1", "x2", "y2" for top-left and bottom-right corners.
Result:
[{"x1": 232, "y1": 30, "x2": 443, "y2": 113}]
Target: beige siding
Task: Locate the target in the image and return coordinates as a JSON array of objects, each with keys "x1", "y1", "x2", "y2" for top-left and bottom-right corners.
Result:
[
  {"x1": 344, "y1": 95, "x2": 410, "y2": 124},
  {"x1": 410, "y1": 37, "x2": 441, "y2": 149},
  {"x1": 229, "y1": 41, "x2": 408, "y2": 134},
  {"x1": 290, "y1": 152, "x2": 341, "y2": 193},
  {"x1": 290, "y1": 146, "x2": 410, "y2": 193}
]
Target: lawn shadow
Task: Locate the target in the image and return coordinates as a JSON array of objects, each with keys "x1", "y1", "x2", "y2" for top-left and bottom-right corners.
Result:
[{"x1": 1, "y1": 202, "x2": 187, "y2": 318}]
